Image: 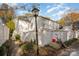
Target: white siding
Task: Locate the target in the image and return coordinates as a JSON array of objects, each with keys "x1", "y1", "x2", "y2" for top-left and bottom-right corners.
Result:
[
  {"x1": 14, "y1": 16, "x2": 60, "y2": 46},
  {"x1": 0, "y1": 19, "x2": 9, "y2": 46}
]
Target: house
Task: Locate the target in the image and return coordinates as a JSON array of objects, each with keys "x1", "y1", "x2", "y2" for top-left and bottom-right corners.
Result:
[
  {"x1": 0, "y1": 3, "x2": 12, "y2": 46},
  {"x1": 0, "y1": 18, "x2": 9, "y2": 46},
  {"x1": 58, "y1": 12, "x2": 79, "y2": 41},
  {"x1": 13, "y1": 14, "x2": 60, "y2": 46}
]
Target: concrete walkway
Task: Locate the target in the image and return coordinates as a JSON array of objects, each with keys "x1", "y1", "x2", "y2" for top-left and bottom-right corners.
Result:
[
  {"x1": 57, "y1": 40, "x2": 79, "y2": 56},
  {"x1": 70, "y1": 40, "x2": 79, "y2": 56}
]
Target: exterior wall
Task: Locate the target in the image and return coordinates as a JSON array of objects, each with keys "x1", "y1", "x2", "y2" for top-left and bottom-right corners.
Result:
[
  {"x1": 38, "y1": 30, "x2": 73, "y2": 46},
  {"x1": 14, "y1": 16, "x2": 61, "y2": 46},
  {"x1": 14, "y1": 15, "x2": 79, "y2": 46},
  {"x1": 38, "y1": 30, "x2": 52, "y2": 46},
  {"x1": 62, "y1": 25, "x2": 79, "y2": 40},
  {"x1": 13, "y1": 17, "x2": 36, "y2": 42},
  {"x1": 74, "y1": 30, "x2": 79, "y2": 38},
  {"x1": 63, "y1": 25, "x2": 72, "y2": 31},
  {"x1": 51, "y1": 31, "x2": 67, "y2": 42},
  {"x1": 0, "y1": 19, "x2": 9, "y2": 46}
]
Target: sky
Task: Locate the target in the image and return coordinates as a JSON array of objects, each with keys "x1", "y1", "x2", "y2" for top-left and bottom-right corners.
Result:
[{"x1": 1, "y1": 3, "x2": 79, "y2": 21}]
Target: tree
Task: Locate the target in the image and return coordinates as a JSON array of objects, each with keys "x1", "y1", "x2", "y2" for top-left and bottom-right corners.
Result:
[
  {"x1": 6, "y1": 18, "x2": 15, "y2": 40},
  {"x1": 0, "y1": 3, "x2": 15, "y2": 55},
  {"x1": 58, "y1": 18, "x2": 65, "y2": 26}
]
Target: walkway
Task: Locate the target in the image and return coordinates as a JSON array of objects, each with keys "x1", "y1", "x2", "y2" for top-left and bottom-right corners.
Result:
[{"x1": 57, "y1": 40, "x2": 79, "y2": 56}]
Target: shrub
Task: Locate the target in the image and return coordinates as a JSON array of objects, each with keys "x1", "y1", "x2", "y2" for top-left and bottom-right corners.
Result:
[
  {"x1": 20, "y1": 42, "x2": 37, "y2": 56},
  {"x1": 21, "y1": 43, "x2": 33, "y2": 51},
  {"x1": 15, "y1": 34, "x2": 21, "y2": 41},
  {"x1": 64, "y1": 38, "x2": 78, "y2": 46},
  {"x1": 0, "y1": 41, "x2": 9, "y2": 56},
  {"x1": 57, "y1": 39, "x2": 62, "y2": 44},
  {"x1": 0, "y1": 46, "x2": 5, "y2": 56},
  {"x1": 49, "y1": 43, "x2": 61, "y2": 50},
  {"x1": 21, "y1": 44, "x2": 27, "y2": 51}
]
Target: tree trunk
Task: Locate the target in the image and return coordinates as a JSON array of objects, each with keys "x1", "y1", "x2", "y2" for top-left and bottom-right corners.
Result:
[{"x1": 7, "y1": 30, "x2": 14, "y2": 56}]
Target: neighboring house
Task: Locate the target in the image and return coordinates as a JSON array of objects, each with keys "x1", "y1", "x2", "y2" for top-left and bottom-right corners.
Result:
[
  {"x1": 64, "y1": 25, "x2": 79, "y2": 41},
  {"x1": 58, "y1": 12, "x2": 79, "y2": 41},
  {"x1": 73, "y1": 21, "x2": 79, "y2": 30},
  {"x1": 73, "y1": 21, "x2": 79, "y2": 38},
  {"x1": 0, "y1": 18, "x2": 9, "y2": 46},
  {"x1": 0, "y1": 3, "x2": 13, "y2": 46},
  {"x1": 13, "y1": 14, "x2": 60, "y2": 46}
]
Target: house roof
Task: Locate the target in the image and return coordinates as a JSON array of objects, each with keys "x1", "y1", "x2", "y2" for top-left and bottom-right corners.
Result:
[{"x1": 17, "y1": 13, "x2": 59, "y2": 24}]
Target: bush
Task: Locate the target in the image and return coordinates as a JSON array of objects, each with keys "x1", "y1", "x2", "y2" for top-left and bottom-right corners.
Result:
[
  {"x1": 49, "y1": 43, "x2": 61, "y2": 50},
  {"x1": 1, "y1": 41, "x2": 8, "y2": 56},
  {"x1": 20, "y1": 42, "x2": 37, "y2": 56},
  {"x1": 21, "y1": 44, "x2": 27, "y2": 51},
  {"x1": 15, "y1": 34, "x2": 21, "y2": 41},
  {"x1": 0, "y1": 46, "x2": 5, "y2": 56},
  {"x1": 21, "y1": 43, "x2": 33, "y2": 51},
  {"x1": 64, "y1": 38, "x2": 78, "y2": 46},
  {"x1": 57, "y1": 39, "x2": 62, "y2": 44}
]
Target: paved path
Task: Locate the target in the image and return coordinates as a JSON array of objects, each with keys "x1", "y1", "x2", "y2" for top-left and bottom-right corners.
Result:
[
  {"x1": 57, "y1": 40, "x2": 79, "y2": 56},
  {"x1": 70, "y1": 41, "x2": 79, "y2": 56}
]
